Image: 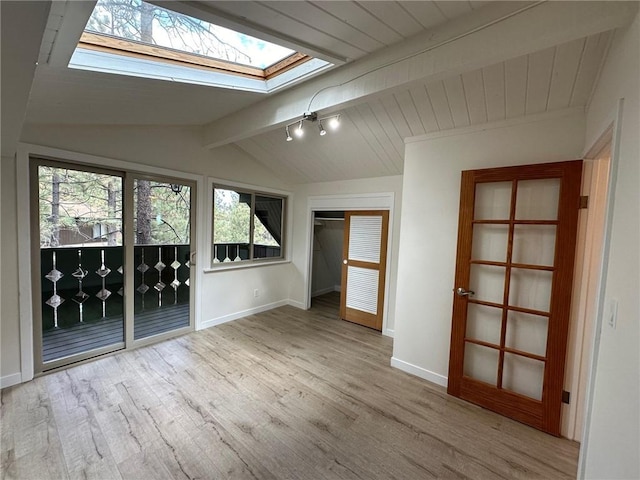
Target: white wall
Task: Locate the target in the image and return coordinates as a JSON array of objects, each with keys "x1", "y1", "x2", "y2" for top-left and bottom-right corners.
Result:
[
  {"x1": 1, "y1": 156, "x2": 23, "y2": 386},
  {"x1": 2, "y1": 125, "x2": 295, "y2": 383},
  {"x1": 290, "y1": 175, "x2": 403, "y2": 333},
  {"x1": 311, "y1": 221, "x2": 343, "y2": 296},
  {"x1": 391, "y1": 109, "x2": 586, "y2": 386},
  {"x1": 581, "y1": 12, "x2": 640, "y2": 480}
]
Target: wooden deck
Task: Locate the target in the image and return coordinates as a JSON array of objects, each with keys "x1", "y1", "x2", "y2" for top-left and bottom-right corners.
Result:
[
  {"x1": 42, "y1": 303, "x2": 189, "y2": 362},
  {"x1": 5, "y1": 292, "x2": 579, "y2": 479}
]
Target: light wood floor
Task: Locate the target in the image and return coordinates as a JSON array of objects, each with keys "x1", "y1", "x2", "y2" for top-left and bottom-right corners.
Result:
[{"x1": 1, "y1": 293, "x2": 579, "y2": 479}]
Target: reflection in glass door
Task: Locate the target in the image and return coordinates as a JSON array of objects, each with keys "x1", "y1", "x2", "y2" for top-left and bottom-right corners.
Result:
[
  {"x1": 133, "y1": 178, "x2": 193, "y2": 340},
  {"x1": 35, "y1": 162, "x2": 125, "y2": 369}
]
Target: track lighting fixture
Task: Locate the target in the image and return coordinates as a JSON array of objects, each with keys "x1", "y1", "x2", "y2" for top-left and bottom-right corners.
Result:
[{"x1": 284, "y1": 111, "x2": 340, "y2": 142}]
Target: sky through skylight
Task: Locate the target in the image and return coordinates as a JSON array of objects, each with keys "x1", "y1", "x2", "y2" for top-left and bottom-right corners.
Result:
[{"x1": 86, "y1": 0, "x2": 296, "y2": 69}]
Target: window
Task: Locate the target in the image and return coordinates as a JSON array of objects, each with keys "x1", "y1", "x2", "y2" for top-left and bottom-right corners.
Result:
[
  {"x1": 72, "y1": 0, "x2": 331, "y2": 92},
  {"x1": 212, "y1": 187, "x2": 284, "y2": 266}
]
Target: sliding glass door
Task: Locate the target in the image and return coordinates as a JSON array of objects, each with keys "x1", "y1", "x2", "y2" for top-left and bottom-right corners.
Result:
[
  {"x1": 33, "y1": 159, "x2": 195, "y2": 373},
  {"x1": 132, "y1": 177, "x2": 192, "y2": 340}
]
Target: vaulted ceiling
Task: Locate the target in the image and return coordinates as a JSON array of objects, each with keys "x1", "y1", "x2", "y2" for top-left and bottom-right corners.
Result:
[{"x1": 7, "y1": 1, "x2": 638, "y2": 183}]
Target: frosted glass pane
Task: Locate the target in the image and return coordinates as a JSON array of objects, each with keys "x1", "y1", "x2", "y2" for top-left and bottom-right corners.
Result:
[
  {"x1": 466, "y1": 304, "x2": 502, "y2": 345},
  {"x1": 348, "y1": 216, "x2": 382, "y2": 263},
  {"x1": 515, "y1": 178, "x2": 560, "y2": 220},
  {"x1": 464, "y1": 343, "x2": 498, "y2": 386},
  {"x1": 474, "y1": 182, "x2": 512, "y2": 220},
  {"x1": 470, "y1": 264, "x2": 505, "y2": 304},
  {"x1": 512, "y1": 225, "x2": 557, "y2": 266},
  {"x1": 346, "y1": 266, "x2": 378, "y2": 314},
  {"x1": 502, "y1": 353, "x2": 544, "y2": 400},
  {"x1": 505, "y1": 311, "x2": 548, "y2": 357},
  {"x1": 509, "y1": 268, "x2": 552, "y2": 312},
  {"x1": 472, "y1": 224, "x2": 508, "y2": 262}
]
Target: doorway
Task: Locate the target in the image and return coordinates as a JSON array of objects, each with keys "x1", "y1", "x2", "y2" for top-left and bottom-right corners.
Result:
[
  {"x1": 311, "y1": 210, "x2": 344, "y2": 310},
  {"x1": 32, "y1": 158, "x2": 195, "y2": 373},
  {"x1": 447, "y1": 160, "x2": 583, "y2": 436}
]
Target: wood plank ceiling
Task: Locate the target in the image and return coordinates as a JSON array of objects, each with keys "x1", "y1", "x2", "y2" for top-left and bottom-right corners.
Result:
[
  {"x1": 25, "y1": 0, "x2": 485, "y2": 125},
  {"x1": 24, "y1": 1, "x2": 615, "y2": 186},
  {"x1": 234, "y1": 31, "x2": 612, "y2": 184}
]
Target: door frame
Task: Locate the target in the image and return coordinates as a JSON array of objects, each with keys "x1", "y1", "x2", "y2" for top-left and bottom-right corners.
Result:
[
  {"x1": 16, "y1": 143, "x2": 205, "y2": 382},
  {"x1": 304, "y1": 192, "x2": 395, "y2": 336}
]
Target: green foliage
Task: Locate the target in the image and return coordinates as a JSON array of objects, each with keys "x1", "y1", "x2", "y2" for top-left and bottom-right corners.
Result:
[{"x1": 38, "y1": 166, "x2": 191, "y2": 247}]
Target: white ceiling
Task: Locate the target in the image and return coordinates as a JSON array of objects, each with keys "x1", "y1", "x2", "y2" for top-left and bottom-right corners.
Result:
[
  {"x1": 24, "y1": 0, "x2": 488, "y2": 126},
  {"x1": 234, "y1": 31, "x2": 613, "y2": 184},
  {"x1": 17, "y1": 1, "x2": 628, "y2": 184}
]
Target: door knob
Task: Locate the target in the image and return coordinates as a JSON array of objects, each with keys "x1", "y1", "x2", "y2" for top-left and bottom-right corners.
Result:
[
  {"x1": 455, "y1": 287, "x2": 475, "y2": 297},
  {"x1": 343, "y1": 259, "x2": 348, "y2": 264}
]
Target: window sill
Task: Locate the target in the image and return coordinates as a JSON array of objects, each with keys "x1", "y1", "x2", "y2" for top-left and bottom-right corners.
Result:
[{"x1": 203, "y1": 259, "x2": 290, "y2": 273}]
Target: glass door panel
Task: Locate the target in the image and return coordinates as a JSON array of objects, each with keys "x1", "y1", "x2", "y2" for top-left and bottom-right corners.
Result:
[
  {"x1": 37, "y1": 164, "x2": 124, "y2": 366},
  {"x1": 512, "y1": 225, "x2": 557, "y2": 266},
  {"x1": 133, "y1": 179, "x2": 192, "y2": 340},
  {"x1": 449, "y1": 161, "x2": 582, "y2": 435}
]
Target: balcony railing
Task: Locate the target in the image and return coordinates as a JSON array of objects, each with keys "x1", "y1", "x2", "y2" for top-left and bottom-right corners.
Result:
[
  {"x1": 40, "y1": 244, "x2": 190, "y2": 362},
  {"x1": 212, "y1": 242, "x2": 281, "y2": 263}
]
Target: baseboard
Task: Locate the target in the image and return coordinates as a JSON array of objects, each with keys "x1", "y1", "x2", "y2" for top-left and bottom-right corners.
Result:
[
  {"x1": 287, "y1": 299, "x2": 306, "y2": 310},
  {"x1": 333, "y1": 284, "x2": 341, "y2": 293},
  {"x1": 1, "y1": 372, "x2": 23, "y2": 389},
  {"x1": 390, "y1": 357, "x2": 448, "y2": 387},
  {"x1": 311, "y1": 286, "x2": 335, "y2": 297},
  {"x1": 383, "y1": 328, "x2": 394, "y2": 338},
  {"x1": 199, "y1": 300, "x2": 289, "y2": 330}
]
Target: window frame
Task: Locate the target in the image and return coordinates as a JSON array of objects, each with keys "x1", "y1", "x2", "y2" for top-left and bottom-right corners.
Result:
[{"x1": 210, "y1": 183, "x2": 287, "y2": 268}]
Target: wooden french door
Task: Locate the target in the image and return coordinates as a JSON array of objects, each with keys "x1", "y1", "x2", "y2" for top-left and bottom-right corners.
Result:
[
  {"x1": 340, "y1": 211, "x2": 389, "y2": 331},
  {"x1": 447, "y1": 160, "x2": 582, "y2": 435}
]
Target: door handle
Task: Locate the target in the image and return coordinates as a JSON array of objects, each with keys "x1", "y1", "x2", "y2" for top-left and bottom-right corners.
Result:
[
  {"x1": 190, "y1": 251, "x2": 196, "y2": 266},
  {"x1": 343, "y1": 259, "x2": 348, "y2": 264},
  {"x1": 455, "y1": 287, "x2": 475, "y2": 297}
]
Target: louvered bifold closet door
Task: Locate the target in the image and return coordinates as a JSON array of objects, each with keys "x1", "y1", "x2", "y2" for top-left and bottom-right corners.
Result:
[{"x1": 340, "y1": 211, "x2": 389, "y2": 331}]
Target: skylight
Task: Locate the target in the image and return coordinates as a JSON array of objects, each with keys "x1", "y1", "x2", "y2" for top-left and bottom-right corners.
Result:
[{"x1": 71, "y1": 0, "x2": 332, "y2": 92}]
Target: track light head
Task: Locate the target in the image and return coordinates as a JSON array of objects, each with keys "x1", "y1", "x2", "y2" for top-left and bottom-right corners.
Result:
[{"x1": 284, "y1": 112, "x2": 340, "y2": 141}]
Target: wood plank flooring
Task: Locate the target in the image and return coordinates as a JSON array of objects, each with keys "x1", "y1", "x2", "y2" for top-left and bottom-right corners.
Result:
[{"x1": 1, "y1": 293, "x2": 579, "y2": 479}]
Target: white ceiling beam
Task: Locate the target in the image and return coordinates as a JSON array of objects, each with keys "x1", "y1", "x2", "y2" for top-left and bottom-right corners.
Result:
[
  {"x1": 202, "y1": 1, "x2": 637, "y2": 149},
  {"x1": 148, "y1": 1, "x2": 348, "y2": 66},
  {"x1": 1, "y1": 1, "x2": 51, "y2": 157}
]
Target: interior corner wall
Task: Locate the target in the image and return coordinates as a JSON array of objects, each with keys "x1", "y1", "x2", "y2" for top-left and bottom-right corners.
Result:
[
  {"x1": 581, "y1": 11, "x2": 639, "y2": 480},
  {"x1": 289, "y1": 175, "x2": 403, "y2": 333},
  {"x1": 1, "y1": 156, "x2": 22, "y2": 386},
  {"x1": 391, "y1": 110, "x2": 586, "y2": 386},
  {"x1": 311, "y1": 221, "x2": 343, "y2": 296}
]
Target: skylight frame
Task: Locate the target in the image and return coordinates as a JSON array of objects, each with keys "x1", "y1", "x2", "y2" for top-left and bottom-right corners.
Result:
[
  {"x1": 79, "y1": 0, "x2": 318, "y2": 81},
  {"x1": 78, "y1": 31, "x2": 311, "y2": 80}
]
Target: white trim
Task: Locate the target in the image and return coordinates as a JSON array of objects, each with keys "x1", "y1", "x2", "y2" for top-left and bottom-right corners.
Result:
[
  {"x1": 577, "y1": 99, "x2": 625, "y2": 479},
  {"x1": 305, "y1": 192, "x2": 395, "y2": 333},
  {"x1": 287, "y1": 299, "x2": 306, "y2": 310},
  {"x1": 16, "y1": 143, "x2": 207, "y2": 383},
  {"x1": 405, "y1": 107, "x2": 585, "y2": 144},
  {"x1": 70, "y1": 48, "x2": 332, "y2": 94},
  {"x1": 16, "y1": 149, "x2": 34, "y2": 382},
  {"x1": 0, "y1": 373, "x2": 23, "y2": 389},
  {"x1": 207, "y1": 176, "x2": 293, "y2": 270},
  {"x1": 390, "y1": 357, "x2": 447, "y2": 387},
  {"x1": 383, "y1": 328, "x2": 394, "y2": 338},
  {"x1": 199, "y1": 299, "x2": 289, "y2": 330}
]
